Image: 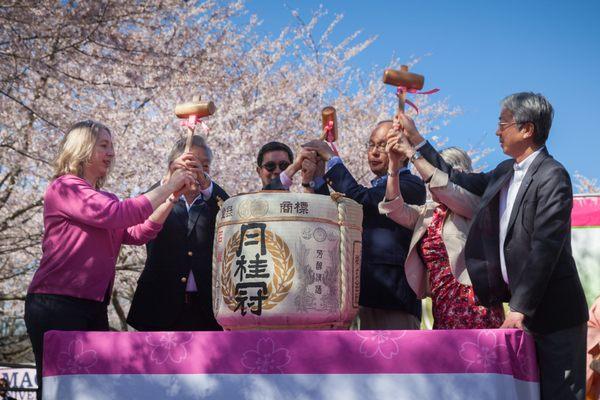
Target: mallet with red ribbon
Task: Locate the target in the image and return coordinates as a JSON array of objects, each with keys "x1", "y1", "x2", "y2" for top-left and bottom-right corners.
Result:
[
  {"x1": 383, "y1": 65, "x2": 439, "y2": 115},
  {"x1": 319, "y1": 106, "x2": 339, "y2": 156},
  {"x1": 174, "y1": 95, "x2": 216, "y2": 191},
  {"x1": 175, "y1": 95, "x2": 216, "y2": 149}
]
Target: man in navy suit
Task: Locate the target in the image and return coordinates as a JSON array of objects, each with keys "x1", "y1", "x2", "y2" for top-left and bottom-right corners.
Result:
[
  {"x1": 304, "y1": 120, "x2": 426, "y2": 329},
  {"x1": 127, "y1": 135, "x2": 228, "y2": 331}
]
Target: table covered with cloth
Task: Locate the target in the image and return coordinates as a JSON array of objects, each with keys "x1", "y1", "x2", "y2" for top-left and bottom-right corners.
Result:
[{"x1": 42, "y1": 328, "x2": 539, "y2": 399}]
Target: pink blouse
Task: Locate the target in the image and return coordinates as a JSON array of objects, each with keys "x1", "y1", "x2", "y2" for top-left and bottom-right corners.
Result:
[{"x1": 28, "y1": 175, "x2": 162, "y2": 301}]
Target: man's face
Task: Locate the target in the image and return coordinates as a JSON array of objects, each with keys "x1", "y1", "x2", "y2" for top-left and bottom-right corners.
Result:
[
  {"x1": 496, "y1": 108, "x2": 527, "y2": 159},
  {"x1": 256, "y1": 150, "x2": 291, "y2": 187},
  {"x1": 368, "y1": 122, "x2": 399, "y2": 177}
]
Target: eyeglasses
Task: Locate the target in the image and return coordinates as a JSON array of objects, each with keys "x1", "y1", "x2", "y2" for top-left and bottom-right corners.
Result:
[
  {"x1": 261, "y1": 161, "x2": 290, "y2": 172},
  {"x1": 497, "y1": 121, "x2": 520, "y2": 131},
  {"x1": 366, "y1": 142, "x2": 387, "y2": 153}
]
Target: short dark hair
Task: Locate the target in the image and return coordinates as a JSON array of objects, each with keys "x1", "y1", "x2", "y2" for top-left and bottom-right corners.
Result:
[{"x1": 257, "y1": 141, "x2": 293, "y2": 166}]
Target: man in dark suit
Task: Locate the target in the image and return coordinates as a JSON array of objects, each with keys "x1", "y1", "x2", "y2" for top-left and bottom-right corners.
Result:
[
  {"x1": 303, "y1": 120, "x2": 426, "y2": 330},
  {"x1": 127, "y1": 135, "x2": 228, "y2": 331},
  {"x1": 398, "y1": 92, "x2": 588, "y2": 399}
]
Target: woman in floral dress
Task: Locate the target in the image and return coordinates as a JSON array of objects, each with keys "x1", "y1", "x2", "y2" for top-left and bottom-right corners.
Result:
[{"x1": 379, "y1": 129, "x2": 504, "y2": 329}]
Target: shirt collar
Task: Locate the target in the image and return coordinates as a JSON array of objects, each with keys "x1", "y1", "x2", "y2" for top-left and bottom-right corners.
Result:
[
  {"x1": 514, "y1": 146, "x2": 545, "y2": 173},
  {"x1": 371, "y1": 167, "x2": 409, "y2": 187},
  {"x1": 159, "y1": 177, "x2": 203, "y2": 211},
  {"x1": 182, "y1": 193, "x2": 204, "y2": 211}
]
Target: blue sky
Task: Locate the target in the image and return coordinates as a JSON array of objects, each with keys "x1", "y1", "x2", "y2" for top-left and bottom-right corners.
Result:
[{"x1": 245, "y1": 0, "x2": 600, "y2": 187}]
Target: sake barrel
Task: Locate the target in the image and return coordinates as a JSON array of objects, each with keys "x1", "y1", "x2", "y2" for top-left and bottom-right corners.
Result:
[{"x1": 212, "y1": 192, "x2": 363, "y2": 330}]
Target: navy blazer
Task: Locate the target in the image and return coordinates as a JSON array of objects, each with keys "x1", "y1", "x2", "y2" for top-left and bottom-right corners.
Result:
[
  {"x1": 127, "y1": 182, "x2": 229, "y2": 330},
  {"x1": 419, "y1": 142, "x2": 588, "y2": 333},
  {"x1": 324, "y1": 163, "x2": 426, "y2": 316}
]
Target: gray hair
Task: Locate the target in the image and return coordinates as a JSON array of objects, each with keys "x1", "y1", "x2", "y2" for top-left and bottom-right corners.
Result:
[
  {"x1": 501, "y1": 92, "x2": 554, "y2": 145},
  {"x1": 167, "y1": 135, "x2": 213, "y2": 165},
  {"x1": 440, "y1": 147, "x2": 472, "y2": 172}
]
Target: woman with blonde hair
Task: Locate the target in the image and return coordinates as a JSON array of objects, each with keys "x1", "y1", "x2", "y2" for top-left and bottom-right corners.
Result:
[
  {"x1": 379, "y1": 127, "x2": 504, "y2": 329},
  {"x1": 24, "y1": 120, "x2": 195, "y2": 396}
]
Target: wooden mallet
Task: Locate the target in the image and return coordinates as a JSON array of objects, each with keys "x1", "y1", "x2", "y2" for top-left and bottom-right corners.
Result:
[
  {"x1": 383, "y1": 65, "x2": 425, "y2": 113},
  {"x1": 319, "y1": 106, "x2": 339, "y2": 155},
  {"x1": 174, "y1": 95, "x2": 216, "y2": 191},
  {"x1": 175, "y1": 95, "x2": 216, "y2": 151}
]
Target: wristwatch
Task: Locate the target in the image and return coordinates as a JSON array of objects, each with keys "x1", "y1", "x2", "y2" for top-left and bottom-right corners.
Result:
[
  {"x1": 410, "y1": 150, "x2": 423, "y2": 163},
  {"x1": 301, "y1": 180, "x2": 316, "y2": 188}
]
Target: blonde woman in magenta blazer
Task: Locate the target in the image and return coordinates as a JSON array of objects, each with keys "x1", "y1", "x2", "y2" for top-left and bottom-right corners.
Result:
[{"x1": 379, "y1": 131, "x2": 504, "y2": 329}]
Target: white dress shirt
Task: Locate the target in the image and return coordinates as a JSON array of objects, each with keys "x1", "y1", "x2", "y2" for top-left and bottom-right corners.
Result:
[{"x1": 498, "y1": 147, "x2": 544, "y2": 283}]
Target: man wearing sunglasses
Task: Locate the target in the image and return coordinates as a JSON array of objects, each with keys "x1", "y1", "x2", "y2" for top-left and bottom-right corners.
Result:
[
  {"x1": 303, "y1": 120, "x2": 426, "y2": 330},
  {"x1": 257, "y1": 141, "x2": 326, "y2": 192},
  {"x1": 256, "y1": 141, "x2": 294, "y2": 190}
]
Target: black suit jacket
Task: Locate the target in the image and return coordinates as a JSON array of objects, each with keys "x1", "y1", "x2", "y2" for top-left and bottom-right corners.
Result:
[
  {"x1": 127, "y1": 182, "x2": 229, "y2": 330},
  {"x1": 420, "y1": 142, "x2": 588, "y2": 333},
  {"x1": 324, "y1": 163, "x2": 426, "y2": 316}
]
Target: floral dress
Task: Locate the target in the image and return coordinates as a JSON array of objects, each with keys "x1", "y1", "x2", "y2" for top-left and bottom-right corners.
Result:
[{"x1": 419, "y1": 204, "x2": 505, "y2": 329}]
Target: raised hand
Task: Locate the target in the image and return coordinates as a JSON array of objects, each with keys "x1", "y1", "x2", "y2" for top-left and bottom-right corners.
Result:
[
  {"x1": 166, "y1": 168, "x2": 196, "y2": 197},
  {"x1": 315, "y1": 156, "x2": 326, "y2": 178},
  {"x1": 394, "y1": 112, "x2": 424, "y2": 146},
  {"x1": 170, "y1": 152, "x2": 210, "y2": 190},
  {"x1": 301, "y1": 158, "x2": 317, "y2": 180},
  {"x1": 387, "y1": 132, "x2": 415, "y2": 172},
  {"x1": 301, "y1": 140, "x2": 335, "y2": 161}
]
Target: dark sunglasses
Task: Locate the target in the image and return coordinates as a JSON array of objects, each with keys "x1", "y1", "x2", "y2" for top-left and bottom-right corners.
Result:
[{"x1": 261, "y1": 161, "x2": 290, "y2": 172}]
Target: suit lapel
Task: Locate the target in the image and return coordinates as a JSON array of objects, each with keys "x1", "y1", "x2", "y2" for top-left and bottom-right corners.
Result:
[
  {"x1": 506, "y1": 148, "x2": 549, "y2": 235},
  {"x1": 409, "y1": 205, "x2": 434, "y2": 252},
  {"x1": 483, "y1": 163, "x2": 513, "y2": 208},
  {"x1": 170, "y1": 200, "x2": 188, "y2": 226},
  {"x1": 187, "y1": 201, "x2": 206, "y2": 236}
]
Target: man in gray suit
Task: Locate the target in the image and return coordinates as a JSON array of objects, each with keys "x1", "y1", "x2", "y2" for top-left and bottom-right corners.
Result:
[{"x1": 397, "y1": 92, "x2": 588, "y2": 400}]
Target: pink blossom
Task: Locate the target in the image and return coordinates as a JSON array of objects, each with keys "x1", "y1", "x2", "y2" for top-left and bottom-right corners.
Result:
[
  {"x1": 241, "y1": 337, "x2": 291, "y2": 373},
  {"x1": 355, "y1": 331, "x2": 406, "y2": 359},
  {"x1": 459, "y1": 330, "x2": 509, "y2": 373},
  {"x1": 145, "y1": 332, "x2": 193, "y2": 364},
  {"x1": 57, "y1": 339, "x2": 98, "y2": 374}
]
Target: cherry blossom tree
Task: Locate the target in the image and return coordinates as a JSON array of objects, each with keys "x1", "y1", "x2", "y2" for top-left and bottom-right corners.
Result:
[{"x1": 0, "y1": 1, "x2": 459, "y2": 362}]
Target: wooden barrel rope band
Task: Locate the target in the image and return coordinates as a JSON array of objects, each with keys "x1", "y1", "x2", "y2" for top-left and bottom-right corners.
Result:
[{"x1": 216, "y1": 216, "x2": 363, "y2": 233}]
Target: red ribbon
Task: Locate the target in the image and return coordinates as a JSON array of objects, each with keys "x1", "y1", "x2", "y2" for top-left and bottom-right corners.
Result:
[
  {"x1": 396, "y1": 87, "x2": 440, "y2": 114},
  {"x1": 323, "y1": 121, "x2": 339, "y2": 156},
  {"x1": 180, "y1": 115, "x2": 210, "y2": 134}
]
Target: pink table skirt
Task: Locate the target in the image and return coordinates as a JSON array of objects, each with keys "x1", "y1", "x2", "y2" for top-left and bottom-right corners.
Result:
[{"x1": 42, "y1": 328, "x2": 539, "y2": 399}]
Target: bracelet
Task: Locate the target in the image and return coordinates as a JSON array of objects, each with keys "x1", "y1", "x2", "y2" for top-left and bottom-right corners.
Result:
[
  {"x1": 167, "y1": 195, "x2": 178, "y2": 204},
  {"x1": 387, "y1": 169, "x2": 400, "y2": 177},
  {"x1": 384, "y1": 195, "x2": 401, "y2": 202}
]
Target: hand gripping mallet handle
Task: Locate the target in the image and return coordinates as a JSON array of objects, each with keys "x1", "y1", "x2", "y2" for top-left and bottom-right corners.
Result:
[
  {"x1": 320, "y1": 106, "x2": 339, "y2": 155},
  {"x1": 383, "y1": 65, "x2": 425, "y2": 113}
]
